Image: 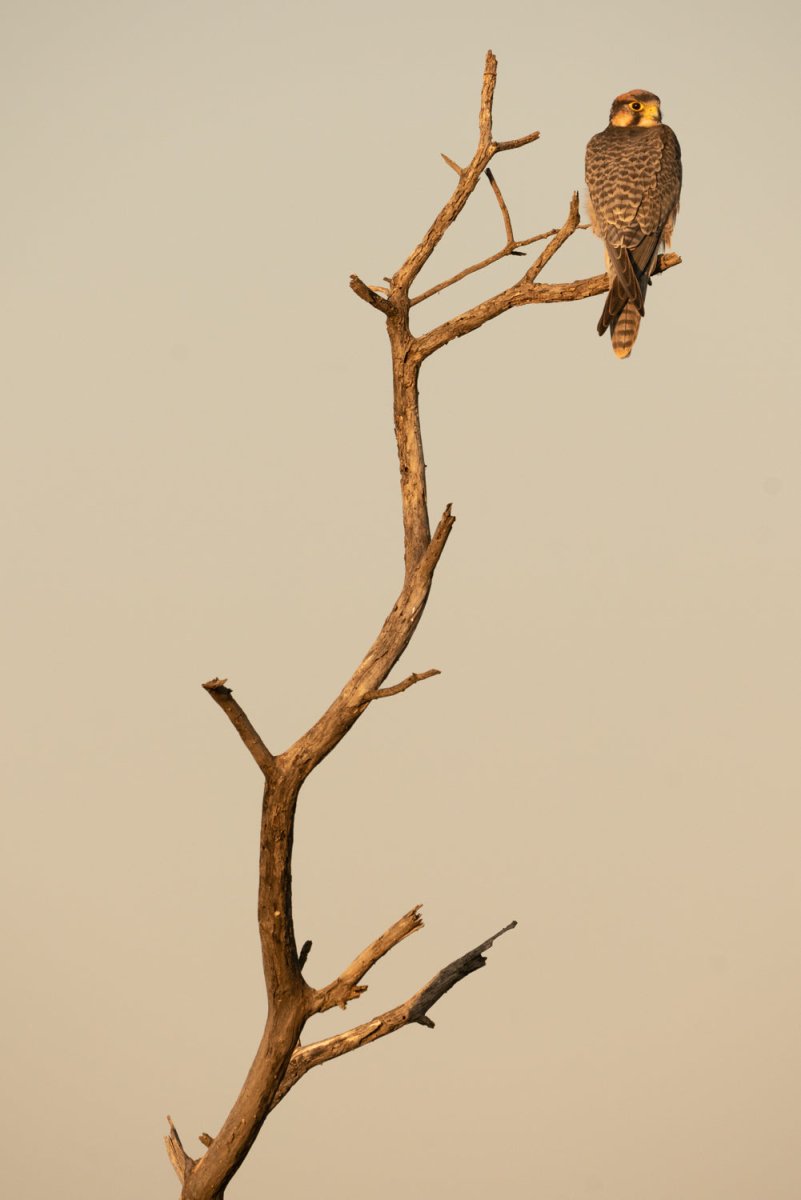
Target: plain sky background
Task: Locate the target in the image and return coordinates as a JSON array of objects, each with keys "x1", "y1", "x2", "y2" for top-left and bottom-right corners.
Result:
[{"x1": 3, "y1": 1, "x2": 800, "y2": 1197}]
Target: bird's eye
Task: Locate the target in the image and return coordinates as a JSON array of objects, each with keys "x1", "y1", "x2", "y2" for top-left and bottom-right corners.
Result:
[{"x1": 630, "y1": 101, "x2": 642, "y2": 110}]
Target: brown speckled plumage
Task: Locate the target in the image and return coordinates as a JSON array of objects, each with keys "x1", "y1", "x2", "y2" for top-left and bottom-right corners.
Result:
[{"x1": 585, "y1": 91, "x2": 681, "y2": 358}]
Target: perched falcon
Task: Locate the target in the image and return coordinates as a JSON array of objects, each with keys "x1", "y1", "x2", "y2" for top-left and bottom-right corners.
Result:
[{"x1": 585, "y1": 90, "x2": 682, "y2": 359}]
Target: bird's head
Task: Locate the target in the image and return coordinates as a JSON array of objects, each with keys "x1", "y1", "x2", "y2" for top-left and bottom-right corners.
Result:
[{"x1": 609, "y1": 90, "x2": 662, "y2": 127}]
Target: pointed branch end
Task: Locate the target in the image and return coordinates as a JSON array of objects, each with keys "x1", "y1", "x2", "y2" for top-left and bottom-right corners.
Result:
[
  {"x1": 441, "y1": 153, "x2": 463, "y2": 176},
  {"x1": 164, "y1": 1116, "x2": 194, "y2": 1183},
  {"x1": 494, "y1": 130, "x2": 541, "y2": 152},
  {"x1": 364, "y1": 668, "x2": 441, "y2": 702},
  {"x1": 569, "y1": 191, "x2": 581, "y2": 223},
  {"x1": 438, "y1": 503, "x2": 456, "y2": 537},
  {"x1": 404, "y1": 917, "x2": 517, "y2": 1029}
]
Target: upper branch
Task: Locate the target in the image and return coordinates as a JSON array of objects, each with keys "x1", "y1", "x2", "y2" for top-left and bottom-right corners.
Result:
[
  {"x1": 522, "y1": 191, "x2": 581, "y2": 281},
  {"x1": 478, "y1": 48, "x2": 497, "y2": 144},
  {"x1": 391, "y1": 51, "x2": 539, "y2": 296}
]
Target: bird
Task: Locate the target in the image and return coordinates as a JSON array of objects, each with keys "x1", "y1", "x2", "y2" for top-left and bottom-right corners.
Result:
[{"x1": 585, "y1": 90, "x2": 682, "y2": 359}]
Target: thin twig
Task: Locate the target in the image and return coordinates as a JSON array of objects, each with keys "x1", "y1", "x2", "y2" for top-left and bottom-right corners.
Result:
[
  {"x1": 441, "y1": 153, "x2": 462, "y2": 175},
  {"x1": 494, "y1": 131, "x2": 541, "y2": 151},
  {"x1": 364, "y1": 668, "x2": 440, "y2": 701},
  {"x1": 523, "y1": 191, "x2": 581, "y2": 283},
  {"x1": 201, "y1": 679, "x2": 274, "y2": 777},
  {"x1": 410, "y1": 226, "x2": 566, "y2": 308},
  {"x1": 485, "y1": 168, "x2": 514, "y2": 244}
]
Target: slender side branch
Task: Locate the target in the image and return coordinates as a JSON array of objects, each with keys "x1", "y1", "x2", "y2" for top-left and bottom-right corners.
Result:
[
  {"x1": 523, "y1": 191, "x2": 581, "y2": 282},
  {"x1": 364, "y1": 668, "x2": 440, "y2": 701},
  {"x1": 410, "y1": 226, "x2": 565, "y2": 307},
  {"x1": 202, "y1": 678, "x2": 275, "y2": 777},
  {"x1": 273, "y1": 921, "x2": 517, "y2": 1107},
  {"x1": 311, "y1": 905, "x2": 425, "y2": 1013},
  {"x1": 495, "y1": 131, "x2": 542, "y2": 151},
  {"x1": 486, "y1": 167, "x2": 514, "y2": 244}
]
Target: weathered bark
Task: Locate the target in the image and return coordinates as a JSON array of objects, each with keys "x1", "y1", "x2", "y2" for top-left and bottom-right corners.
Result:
[{"x1": 166, "y1": 48, "x2": 681, "y2": 1199}]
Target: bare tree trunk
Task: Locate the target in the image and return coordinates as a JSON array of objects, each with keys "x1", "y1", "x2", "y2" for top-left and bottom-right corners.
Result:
[{"x1": 165, "y1": 50, "x2": 681, "y2": 1200}]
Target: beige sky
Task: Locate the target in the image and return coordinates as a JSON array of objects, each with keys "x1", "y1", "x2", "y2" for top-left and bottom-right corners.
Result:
[{"x1": 3, "y1": 1, "x2": 800, "y2": 1197}]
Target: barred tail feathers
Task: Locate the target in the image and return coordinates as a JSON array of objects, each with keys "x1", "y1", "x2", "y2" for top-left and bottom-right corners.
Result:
[
  {"x1": 610, "y1": 302, "x2": 641, "y2": 359},
  {"x1": 599, "y1": 233, "x2": 661, "y2": 357}
]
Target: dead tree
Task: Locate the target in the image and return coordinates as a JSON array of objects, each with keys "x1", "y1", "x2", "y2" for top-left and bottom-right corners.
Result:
[{"x1": 165, "y1": 50, "x2": 681, "y2": 1200}]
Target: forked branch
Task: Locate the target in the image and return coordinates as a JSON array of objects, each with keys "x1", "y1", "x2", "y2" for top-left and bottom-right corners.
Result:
[
  {"x1": 274, "y1": 921, "x2": 517, "y2": 1108},
  {"x1": 409, "y1": 165, "x2": 593, "y2": 308},
  {"x1": 390, "y1": 52, "x2": 539, "y2": 294},
  {"x1": 172, "y1": 47, "x2": 682, "y2": 1200}
]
